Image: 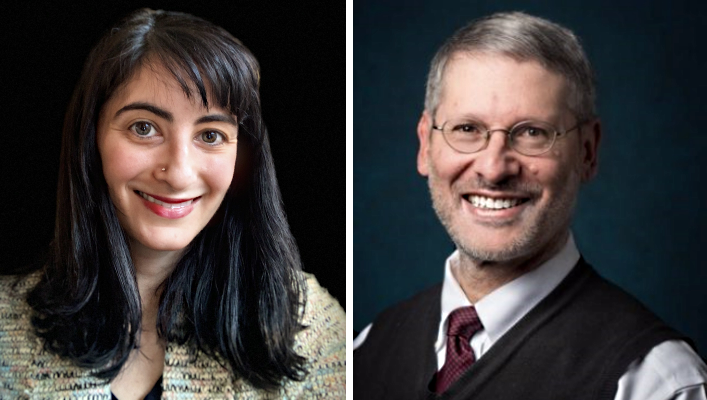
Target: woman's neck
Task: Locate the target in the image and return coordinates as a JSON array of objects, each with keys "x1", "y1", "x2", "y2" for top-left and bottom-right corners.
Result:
[
  {"x1": 128, "y1": 239, "x2": 184, "y2": 323},
  {"x1": 109, "y1": 240, "x2": 175, "y2": 398}
]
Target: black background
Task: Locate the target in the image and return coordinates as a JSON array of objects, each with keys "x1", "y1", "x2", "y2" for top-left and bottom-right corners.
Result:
[{"x1": 0, "y1": 1, "x2": 344, "y2": 308}]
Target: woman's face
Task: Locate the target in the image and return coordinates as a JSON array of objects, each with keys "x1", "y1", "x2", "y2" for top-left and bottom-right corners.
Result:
[{"x1": 97, "y1": 63, "x2": 239, "y2": 254}]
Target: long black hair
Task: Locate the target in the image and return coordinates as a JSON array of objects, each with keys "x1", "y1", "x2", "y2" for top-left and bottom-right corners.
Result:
[{"x1": 25, "y1": 8, "x2": 306, "y2": 389}]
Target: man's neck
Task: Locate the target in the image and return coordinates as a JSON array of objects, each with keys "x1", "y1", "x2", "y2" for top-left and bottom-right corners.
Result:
[{"x1": 452, "y1": 231, "x2": 569, "y2": 304}]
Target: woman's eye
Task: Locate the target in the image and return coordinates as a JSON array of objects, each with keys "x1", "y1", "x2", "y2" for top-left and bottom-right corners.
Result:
[
  {"x1": 201, "y1": 130, "x2": 225, "y2": 145},
  {"x1": 131, "y1": 121, "x2": 156, "y2": 137}
]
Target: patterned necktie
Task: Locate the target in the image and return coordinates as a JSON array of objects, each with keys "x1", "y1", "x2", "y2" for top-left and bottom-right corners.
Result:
[{"x1": 435, "y1": 306, "x2": 483, "y2": 393}]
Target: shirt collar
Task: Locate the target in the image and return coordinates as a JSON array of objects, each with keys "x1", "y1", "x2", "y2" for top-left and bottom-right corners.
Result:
[{"x1": 436, "y1": 233, "x2": 580, "y2": 350}]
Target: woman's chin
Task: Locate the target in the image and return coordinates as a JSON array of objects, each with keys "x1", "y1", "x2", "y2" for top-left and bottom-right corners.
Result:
[{"x1": 129, "y1": 233, "x2": 195, "y2": 254}]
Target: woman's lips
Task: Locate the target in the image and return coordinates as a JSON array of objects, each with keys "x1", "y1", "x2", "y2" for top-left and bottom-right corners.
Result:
[{"x1": 135, "y1": 190, "x2": 200, "y2": 219}]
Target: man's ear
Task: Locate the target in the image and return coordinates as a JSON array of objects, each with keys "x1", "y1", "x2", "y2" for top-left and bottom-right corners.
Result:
[
  {"x1": 417, "y1": 111, "x2": 433, "y2": 177},
  {"x1": 579, "y1": 118, "x2": 601, "y2": 182}
]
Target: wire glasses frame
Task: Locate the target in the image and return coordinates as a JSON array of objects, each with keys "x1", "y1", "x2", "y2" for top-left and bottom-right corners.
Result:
[{"x1": 431, "y1": 118, "x2": 585, "y2": 156}]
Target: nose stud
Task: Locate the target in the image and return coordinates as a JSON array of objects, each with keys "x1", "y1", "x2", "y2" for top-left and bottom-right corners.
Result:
[{"x1": 161, "y1": 168, "x2": 166, "y2": 171}]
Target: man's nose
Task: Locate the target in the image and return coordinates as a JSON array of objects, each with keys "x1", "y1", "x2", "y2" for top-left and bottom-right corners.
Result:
[{"x1": 470, "y1": 130, "x2": 520, "y2": 184}]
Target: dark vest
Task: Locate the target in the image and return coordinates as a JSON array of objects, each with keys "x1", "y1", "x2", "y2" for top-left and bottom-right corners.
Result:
[{"x1": 354, "y1": 259, "x2": 691, "y2": 400}]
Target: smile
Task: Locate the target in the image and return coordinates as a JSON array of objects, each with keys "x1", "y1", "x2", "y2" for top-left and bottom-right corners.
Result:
[
  {"x1": 137, "y1": 191, "x2": 198, "y2": 209},
  {"x1": 466, "y1": 195, "x2": 529, "y2": 210},
  {"x1": 135, "y1": 191, "x2": 201, "y2": 219}
]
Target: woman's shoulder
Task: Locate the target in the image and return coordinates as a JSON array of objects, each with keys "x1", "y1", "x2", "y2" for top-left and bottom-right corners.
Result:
[
  {"x1": 0, "y1": 272, "x2": 40, "y2": 335},
  {"x1": 0, "y1": 270, "x2": 40, "y2": 296},
  {"x1": 164, "y1": 273, "x2": 346, "y2": 398},
  {"x1": 0, "y1": 272, "x2": 110, "y2": 398},
  {"x1": 0, "y1": 271, "x2": 40, "y2": 322},
  {"x1": 0, "y1": 272, "x2": 40, "y2": 395},
  {"x1": 300, "y1": 272, "x2": 345, "y2": 326},
  {"x1": 282, "y1": 272, "x2": 346, "y2": 397}
]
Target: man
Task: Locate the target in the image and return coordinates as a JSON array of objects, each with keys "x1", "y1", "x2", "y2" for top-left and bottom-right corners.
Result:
[{"x1": 354, "y1": 12, "x2": 707, "y2": 399}]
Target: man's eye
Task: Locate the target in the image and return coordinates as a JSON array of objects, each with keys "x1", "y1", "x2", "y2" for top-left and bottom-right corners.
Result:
[
  {"x1": 201, "y1": 130, "x2": 224, "y2": 145},
  {"x1": 454, "y1": 124, "x2": 481, "y2": 134},
  {"x1": 131, "y1": 121, "x2": 155, "y2": 136},
  {"x1": 517, "y1": 126, "x2": 549, "y2": 138}
]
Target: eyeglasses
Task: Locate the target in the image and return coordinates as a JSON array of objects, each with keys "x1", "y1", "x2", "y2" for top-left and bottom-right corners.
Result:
[{"x1": 431, "y1": 118, "x2": 584, "y2": 156}]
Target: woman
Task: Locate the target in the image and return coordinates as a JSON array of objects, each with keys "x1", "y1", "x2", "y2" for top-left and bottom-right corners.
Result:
[{"x1": 0, "y1": 8, "x2": 345, "y2": 399}]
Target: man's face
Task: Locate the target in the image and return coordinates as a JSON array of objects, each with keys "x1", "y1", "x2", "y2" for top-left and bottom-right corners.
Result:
[{"x1": 417, "y1": 53, "x2": 600, "y2": 264}]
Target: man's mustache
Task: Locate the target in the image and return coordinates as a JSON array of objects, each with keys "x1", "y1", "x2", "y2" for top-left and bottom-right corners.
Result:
[{"x1": 454, "y1": 177, "x2": 543, "y2": 196}]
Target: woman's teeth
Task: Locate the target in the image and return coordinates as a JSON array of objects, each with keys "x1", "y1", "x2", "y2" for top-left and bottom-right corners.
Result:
[
  {"x1": 138, "y1": 191, "x2": 194, "y2": 209},
  {"x1": 469, "y1": 195, "x2": 523, "y2": 210}
]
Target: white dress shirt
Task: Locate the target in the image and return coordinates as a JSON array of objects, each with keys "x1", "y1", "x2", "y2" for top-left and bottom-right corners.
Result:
[{"x1": 354, "y1": 234, "x2": 707, "y2": 399}]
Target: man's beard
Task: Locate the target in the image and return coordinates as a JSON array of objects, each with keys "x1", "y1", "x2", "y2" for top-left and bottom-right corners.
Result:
[{"x1": 427, "y1": 166, "x2": 580, "y2": 264}]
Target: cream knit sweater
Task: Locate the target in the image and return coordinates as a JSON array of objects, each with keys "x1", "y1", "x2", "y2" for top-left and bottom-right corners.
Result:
[{"x1": 0, "y1": 272, "x2": 345, "y2": 399}]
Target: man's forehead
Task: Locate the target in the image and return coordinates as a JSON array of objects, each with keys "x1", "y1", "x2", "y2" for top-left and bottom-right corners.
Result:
[
  {"x1": 442, "y1": 51, "x2": 559, "y2": 83},
  {"x1": 437, "y1": 52, "x2": 571, "y2": 120}
]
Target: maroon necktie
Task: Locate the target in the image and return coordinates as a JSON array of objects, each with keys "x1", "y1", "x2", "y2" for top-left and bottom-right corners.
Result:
[{"x1": 435, "y1": 306, "x2": 483, "y2": 393}]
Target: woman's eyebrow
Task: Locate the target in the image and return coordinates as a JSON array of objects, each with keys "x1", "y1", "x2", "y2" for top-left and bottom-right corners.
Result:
[
  {"x1": 114, "y1": 102, "x2": 173, "y2": 122},
  {"x1": 113, "y1": 102, "x2": 237, "y2": 127},
  {"x1": 195, "y1": 114, "x2": 238, "y2": 127}
]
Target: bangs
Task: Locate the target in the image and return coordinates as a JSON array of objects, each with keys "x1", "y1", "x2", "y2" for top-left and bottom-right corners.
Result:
[
  {"x1": 149, "y1": 45, "x2": 258, "y2": 126},
  {"x1": 119, "y1": 11, "x2": 261, "y2": 139}
]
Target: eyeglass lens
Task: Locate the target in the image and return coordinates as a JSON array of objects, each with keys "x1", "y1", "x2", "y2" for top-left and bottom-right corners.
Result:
[{"x1": 441, "y1": 119, "x2": 556, "y2": 155}]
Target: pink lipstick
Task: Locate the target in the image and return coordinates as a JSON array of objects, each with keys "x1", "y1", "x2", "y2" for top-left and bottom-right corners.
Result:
[{"x1": 136, "y1": 191, "x2": 200, "y2": 219}]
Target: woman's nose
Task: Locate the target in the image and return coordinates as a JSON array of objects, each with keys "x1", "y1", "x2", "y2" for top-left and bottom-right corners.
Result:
[{"x1": 158, "y1": 136, "x2": 198, "y2": 190}]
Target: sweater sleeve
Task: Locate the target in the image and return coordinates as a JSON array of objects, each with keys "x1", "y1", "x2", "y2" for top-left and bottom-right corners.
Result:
[
  {"x1": 0, "y1": 273, "x2": 37, "y2": 397},
  {"x1": 280, "y1": 273, "x2": 346, "y2": 399},
  {"x1": 0, "y1": 273, "x2": 111, "y2": 400}
]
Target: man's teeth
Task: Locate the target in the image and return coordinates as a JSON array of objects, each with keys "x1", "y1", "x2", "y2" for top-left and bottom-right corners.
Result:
[
  {"x1": 139, "y1": 192, "x2": 193, "y2": 209},
  {"x1": 469, "y1": 195, "x2": 522, "y2": 210}
]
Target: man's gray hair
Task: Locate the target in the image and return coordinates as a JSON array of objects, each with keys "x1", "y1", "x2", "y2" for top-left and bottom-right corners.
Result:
[{"x1": 425, "y1": 12, "x2": 596, "y2": 122}]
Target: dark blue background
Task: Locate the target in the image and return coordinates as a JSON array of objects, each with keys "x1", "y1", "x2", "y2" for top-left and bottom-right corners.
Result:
[{"x1": 354, "y1": 0, "x2": 707, "y2": 355}]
